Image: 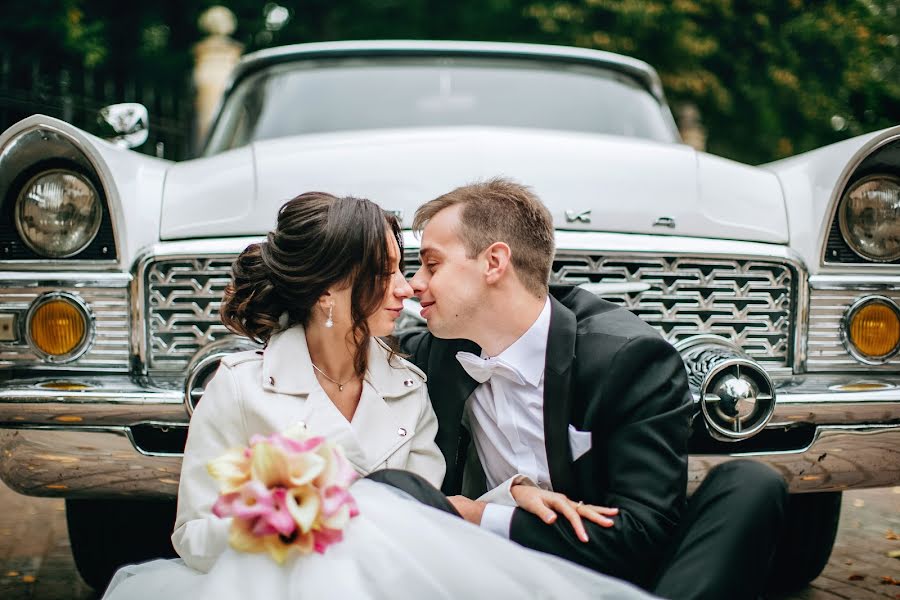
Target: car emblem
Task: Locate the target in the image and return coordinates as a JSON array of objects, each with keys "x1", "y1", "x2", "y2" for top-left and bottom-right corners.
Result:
[
  {"x1": 565, "y1": 209, "x2": 592, "y2": 224},
  {"x1": 653, "y1": 216, "x2": 676, "y2": 228}
]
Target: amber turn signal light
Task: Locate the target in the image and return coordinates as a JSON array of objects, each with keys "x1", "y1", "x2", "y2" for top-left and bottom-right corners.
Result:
[
  {"x1": 26, "y1": 295, "x2": 90, "y2": 361},
  {"x1": 845, "y1": 298, "x2": 900, "y2": 361}
]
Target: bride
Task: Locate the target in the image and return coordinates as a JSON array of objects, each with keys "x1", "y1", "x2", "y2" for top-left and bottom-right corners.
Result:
[{"x1": 103, "y1": 192, "x2": 654, "y2": 599}]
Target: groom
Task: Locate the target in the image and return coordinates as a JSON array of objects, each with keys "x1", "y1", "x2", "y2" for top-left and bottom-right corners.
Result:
[{"x1": 378, "y1": 178, "x2": 786, "y2": 597}]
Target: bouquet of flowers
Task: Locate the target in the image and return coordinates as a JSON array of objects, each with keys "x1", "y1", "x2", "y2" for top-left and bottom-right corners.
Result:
[{"x1": 207, "y1": 426, "x2": 360, "y2": 563}]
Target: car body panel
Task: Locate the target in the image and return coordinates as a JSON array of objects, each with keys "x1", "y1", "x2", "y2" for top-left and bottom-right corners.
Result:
[{"x1": 161, "y1": 127, "x2": 790, "y2": 244}]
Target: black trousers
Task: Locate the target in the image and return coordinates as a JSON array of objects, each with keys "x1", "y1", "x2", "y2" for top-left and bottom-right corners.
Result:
[{"x1": 368, "y1": 459, "x2": 787, "y2": 600}]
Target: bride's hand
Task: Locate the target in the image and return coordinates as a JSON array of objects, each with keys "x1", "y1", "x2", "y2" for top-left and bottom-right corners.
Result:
[{"x1": 510, "y1": 485, "x2": 618, "y2": 542}]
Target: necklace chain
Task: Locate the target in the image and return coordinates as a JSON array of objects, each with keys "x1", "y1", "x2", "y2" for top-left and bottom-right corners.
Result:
[{"x1": 311, "y1": 362, "x2": 354, "y2": 392}]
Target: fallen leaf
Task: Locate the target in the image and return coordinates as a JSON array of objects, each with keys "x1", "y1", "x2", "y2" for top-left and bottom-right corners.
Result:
[
  {"x1": 849, "y1": 574, "x2": 865, "y2": 581},
  {"x1": 21, "y1": 575, "x2": 35, "y2": 583},
  {"x1": 881, "y1": 576, "x2": 900, "y2": 585},
  {"x1": 5, "y1": 571, "x2": 18, "y2": 577},
  {"x1": 888, "y1": 529, "x2": 900, "y2": 541},
  {"x1": 889, "y1": 550, "x2": 900, "y2": 559}
]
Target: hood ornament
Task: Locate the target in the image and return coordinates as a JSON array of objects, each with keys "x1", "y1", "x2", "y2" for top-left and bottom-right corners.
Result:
[{"x1": 565, "y1": 209, "x2": 592, "y2": 224}]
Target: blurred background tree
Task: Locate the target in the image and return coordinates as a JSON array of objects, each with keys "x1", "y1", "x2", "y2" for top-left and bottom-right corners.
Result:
[{"x1": 0, "y1": 0, "x2": 897, "y2": 163}]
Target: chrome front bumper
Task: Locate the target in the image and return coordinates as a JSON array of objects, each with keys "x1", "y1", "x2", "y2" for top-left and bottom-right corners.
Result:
[{"x1": 0, "y1": 373, "x2": 899, "y2": 498}]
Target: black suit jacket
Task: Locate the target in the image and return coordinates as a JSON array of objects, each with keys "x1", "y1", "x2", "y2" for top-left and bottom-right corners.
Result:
[{"x1": 398, "y1": 286, "x2": 693, "y2": 587}]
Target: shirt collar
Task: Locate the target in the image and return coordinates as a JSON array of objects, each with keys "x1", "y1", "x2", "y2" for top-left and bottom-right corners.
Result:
[{"x1": 484, "y1": 296, "x2": 551, "y2": 387}]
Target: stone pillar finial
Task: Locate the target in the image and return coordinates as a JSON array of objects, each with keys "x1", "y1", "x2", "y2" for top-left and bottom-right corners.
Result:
[
  {"x1": 193, "y1": 6, "x2": 243, "y2": 146},
  {"x1": 677, "y1": 103, "x2": 707, "y2": 152}
]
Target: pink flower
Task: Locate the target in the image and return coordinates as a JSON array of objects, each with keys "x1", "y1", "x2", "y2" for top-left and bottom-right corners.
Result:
[
  {"x1": 212, "y1": 480, "x2": 274, "y2": 520},
  {"x1": 312, "y1": 527, "x2": 345, "y2": 554},
  {"x1": 260, "y1": 488, "x2": 297, "y2": 537}
]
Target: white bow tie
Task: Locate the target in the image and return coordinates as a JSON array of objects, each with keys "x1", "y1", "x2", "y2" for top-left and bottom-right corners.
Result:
[{"x1": 455, "y1": 351, "x2": 526, "y2": 386}]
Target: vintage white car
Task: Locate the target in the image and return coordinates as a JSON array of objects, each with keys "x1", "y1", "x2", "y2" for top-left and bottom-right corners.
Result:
[{"x1": 0, "y1": 40, "x2": 898, "y2": 591}]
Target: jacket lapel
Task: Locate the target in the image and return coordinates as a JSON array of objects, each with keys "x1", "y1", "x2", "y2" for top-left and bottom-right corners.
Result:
[
  {"x1": 544, "y1": 295, "x2": 578, "y2": 497},
  {"x1": 429, "y1": 339, "x2": 480, "y2": 495}
]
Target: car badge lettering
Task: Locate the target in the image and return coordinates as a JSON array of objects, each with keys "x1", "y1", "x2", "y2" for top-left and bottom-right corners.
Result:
[{"x1": 565, "y1": 209, "x2": 592, "y2": 224}]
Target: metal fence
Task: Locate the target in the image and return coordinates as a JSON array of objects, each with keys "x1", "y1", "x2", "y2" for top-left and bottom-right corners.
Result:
[{"x1": 0, "y1": 50, "x2": 194, "y2": 161}]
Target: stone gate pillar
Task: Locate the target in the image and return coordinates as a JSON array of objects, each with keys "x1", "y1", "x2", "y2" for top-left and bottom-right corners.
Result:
[{"x1": 193, "y1": 6, "x2": 243, "y2": 146}]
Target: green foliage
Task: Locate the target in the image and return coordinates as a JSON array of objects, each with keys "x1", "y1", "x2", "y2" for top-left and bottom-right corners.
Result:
[
  {"x1": 1, "y1": 0, "x2": 896, "y2": 163},
  {"x1": 523, "y1": 0, "x2": 900, "y2": 163}
]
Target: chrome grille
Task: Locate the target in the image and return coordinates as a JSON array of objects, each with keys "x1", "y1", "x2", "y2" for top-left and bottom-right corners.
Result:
[
  {"x1": 145, "y1": 252, "x2": 795, "y2": 372},
  {"x1": 0, "y1": 285, "x2": 129, "y2": 369},
  {"x1": 145, "y1": 257, "x2": 234, "y2": 371},
  {"x1": 405, "y1": 251, "x2": 794, "y2": 370},
  {"x1": 807, "y1": 287, "x2": 900, "y2": 371}
]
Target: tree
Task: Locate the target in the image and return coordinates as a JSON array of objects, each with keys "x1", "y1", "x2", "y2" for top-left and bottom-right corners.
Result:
[{"x1": 522, "y1": 0, "x2": 900, "y2": 163}]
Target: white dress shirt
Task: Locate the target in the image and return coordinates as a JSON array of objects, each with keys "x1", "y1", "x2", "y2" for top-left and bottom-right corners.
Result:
[{"x1": 458, "y1": 297, "x2": 552, "y2": 537}]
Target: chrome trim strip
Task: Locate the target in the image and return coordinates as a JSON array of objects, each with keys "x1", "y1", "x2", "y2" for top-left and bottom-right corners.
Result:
[
  {"x1": 811, "y1": 274, "x2": 900, "y2": 288},
  {"x1": 0, "y1": 271, "x2": 131, "y2": 285},
  {"x1": 688, "y1": 424, "x2": 900, "y2": 494},
  {"x1": 819, "y1": 130, "x2": 900, "y2": 268}
]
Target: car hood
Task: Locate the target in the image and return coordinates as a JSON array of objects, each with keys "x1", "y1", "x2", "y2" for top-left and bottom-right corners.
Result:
[{"x1": 161, "y1": 127, "x2": 788, "y2": 244}]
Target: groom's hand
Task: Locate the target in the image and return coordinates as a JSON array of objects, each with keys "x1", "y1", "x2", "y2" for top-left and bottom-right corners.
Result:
[
  {"x1": 511, "y1": 485, "x2": 619, "y2": 542},
  {"x1": 447, "y1": 495, "x2": 487, "y2": 525}
]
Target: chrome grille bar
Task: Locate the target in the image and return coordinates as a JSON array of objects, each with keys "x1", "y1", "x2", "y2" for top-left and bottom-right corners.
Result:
[{"x1": 143, "y1": 250, "x2": 795, "y2": 373}]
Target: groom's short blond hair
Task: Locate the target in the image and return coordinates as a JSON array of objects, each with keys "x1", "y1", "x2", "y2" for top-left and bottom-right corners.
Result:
[{"x1": 413, "y1": 178, "x2": 554, "y2": 297}]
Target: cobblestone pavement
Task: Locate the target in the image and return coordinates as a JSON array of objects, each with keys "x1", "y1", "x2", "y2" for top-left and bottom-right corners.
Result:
[{"x1": 0, "y1": 483, "x2": 897, "y2": 599}]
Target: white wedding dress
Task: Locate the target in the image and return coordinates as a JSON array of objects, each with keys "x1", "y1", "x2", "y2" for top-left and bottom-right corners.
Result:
[
  {"x1": 103, "y1": 332, "x2": 656, "y2": 599},
  {"x1": 104, "y1": 479, "x2": 656, "y2": 600}
]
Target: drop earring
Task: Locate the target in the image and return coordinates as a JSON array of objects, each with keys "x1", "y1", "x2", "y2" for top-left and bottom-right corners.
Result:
[{"x1": 324, "y1": 302, "x2": 334, "y2": 328}]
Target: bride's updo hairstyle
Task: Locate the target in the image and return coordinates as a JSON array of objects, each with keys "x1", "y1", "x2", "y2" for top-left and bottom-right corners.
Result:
[{"x1": 220, "y1": 191, "x2": 402, "y2": 376}]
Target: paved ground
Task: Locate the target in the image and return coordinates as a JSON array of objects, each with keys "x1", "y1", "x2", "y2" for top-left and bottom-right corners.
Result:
[{"x1": 0, "y1": 483, "x2": 897, "y2": 599}]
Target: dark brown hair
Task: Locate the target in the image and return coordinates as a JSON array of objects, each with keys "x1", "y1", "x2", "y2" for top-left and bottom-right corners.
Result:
[
  {"x1": 412, "y1": 178, "x2": 554, "y2": 297},
  {"x1": 220, "y1": 192, "x2": 402, "y2": 377}
]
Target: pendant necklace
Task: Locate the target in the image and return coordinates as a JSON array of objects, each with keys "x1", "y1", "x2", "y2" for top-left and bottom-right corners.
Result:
[{"x1": 311, "y1": 362, "x2": 354, "y2": 392}]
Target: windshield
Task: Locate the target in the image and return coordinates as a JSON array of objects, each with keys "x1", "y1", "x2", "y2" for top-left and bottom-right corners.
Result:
[{"x1": 204, "y1": 57, "x2": 677, "y2": 156}]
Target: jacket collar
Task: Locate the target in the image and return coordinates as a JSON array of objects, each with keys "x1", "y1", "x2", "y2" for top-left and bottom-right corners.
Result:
[{"x1": 261, "y1": 326, "x2": 424, "y2": 398}]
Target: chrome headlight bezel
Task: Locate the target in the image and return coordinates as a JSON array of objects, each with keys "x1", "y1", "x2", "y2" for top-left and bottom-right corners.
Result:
[
  {"x1": 24, "y1": 291, "x2": 96, "y2": 363},
  {"x1": 838, "y1": 174, "x2": 900, "y2": 262},
  {"x1": 840, "y1": 295, "x2": 900, "y2": 365},
  {"x1": 14, "y1": 169, "x2": 103, "y2": 258}
]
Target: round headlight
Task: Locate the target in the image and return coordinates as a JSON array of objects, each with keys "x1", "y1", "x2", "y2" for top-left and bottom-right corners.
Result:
[
  {"x1": 25, "y1": 293, "x2": 93, "y2": 362},
  {"x1": 838, "y1": 175, "x2": 900, "y2": 262},
  {"x1": 842, "y1": 296, "x2": 900, "y2": 363},
  {"x1": 15, "y1": 170, "x2": 102, "y2": 258}
]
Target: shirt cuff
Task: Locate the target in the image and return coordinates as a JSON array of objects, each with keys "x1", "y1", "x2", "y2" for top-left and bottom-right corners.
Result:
[
  {"x1": 479, "y1": 503, "x2": 515, "y2": 538},
  {"x1": 476, "y1": 474, "x2": 538, "y2": 506}
]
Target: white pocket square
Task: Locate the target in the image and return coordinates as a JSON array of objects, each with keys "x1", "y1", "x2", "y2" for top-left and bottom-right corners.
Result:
[{"x1": 568, "y1": 425, "x2": 592, "y2": 461}]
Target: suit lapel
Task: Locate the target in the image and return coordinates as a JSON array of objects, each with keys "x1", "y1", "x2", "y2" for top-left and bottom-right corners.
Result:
[
  {"x1": 429, "y1": 339, "x2": 480, "y2": 494},
  {"x1": 544, "y1": 296, "x2": 578, "y2": 497}
]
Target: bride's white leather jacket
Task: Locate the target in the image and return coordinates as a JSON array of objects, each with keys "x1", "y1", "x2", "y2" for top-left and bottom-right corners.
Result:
[{"x1": 171, "y1": 326, "x2": 445, "y2": 572}]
